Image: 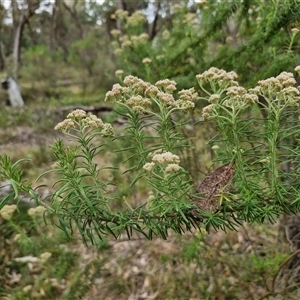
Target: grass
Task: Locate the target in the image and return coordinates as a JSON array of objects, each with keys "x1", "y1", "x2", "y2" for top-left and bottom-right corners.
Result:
[{"x1": 0, "y1": 180, "x2": 297, "y2": 299}]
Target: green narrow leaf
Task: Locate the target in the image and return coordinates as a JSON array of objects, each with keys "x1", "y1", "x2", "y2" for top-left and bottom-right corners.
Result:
[
  {"x1": 9, "y1": 179, "x2": 19, "y2": 200},
  {"x1": 130, "y1": 172, "x2": 144, "y2": 187},
  {"x1": 0, "y1": 192, "x2": 15, "y2": 210}
]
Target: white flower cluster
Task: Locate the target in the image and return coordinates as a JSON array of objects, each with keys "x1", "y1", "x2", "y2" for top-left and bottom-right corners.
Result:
[
  {"x1": 0, "y1": 204, "x2": 17, "y2": 220},
  {"x1": 28, "y1": 206, "x2": 47, "y2": 217},
  {"x1": 197, "y1": 67, "x2": 259, "y2": 119},
  {"x1": 142, "y1": 57, "x2": 152, "y2": 65},
  {"x1": 208, "y1": 94, "x2": 220, "y2": 103},
  {"x1": 157, "y1": 92, "x2": 177, "y2": 107},
  {"x1": 152, "y1": 151, "x2": 180, "y2": 164},
  {"x1": 126, "y1": 10, "x2": 146, "y2": 27},
  {"x1": 54, "y1": 119, "x2": 75, "y2": 131},
  {"x1": 133, "y1": 33, "x2": 149, "y2": 44},
  {"x1": 105, "y1": 83, "x2": 128, "y2": 102},
  {"x1": 250, "y1": 70, "x2": 300, "y2": 107},
  {"x1": 196, "y1": 67, "x2": 238, "y2": 90},
  {"x1": 202, "y1": 104, "x2": 216, "y2": 120},
  {"x1": 111, "y1": 29, "x2": 121, "y2": 38},
  {"x1": 111, "y1": 9, "x2": 128, "y2": 20},
  {"x1": 105, "y1": 75, "x2": 197, "y2": 113},
  {"x1": 54, "y1": 109, "x2": 115, "y2": 137},
  {"x1": 67, "y1": 109, "x2": 87, "y2": 120},
  {"x1": 155, "y1": 79, "x2": 177, "y2": 94},
  {"x1": 115, "y1": 69, "x2": 124, "y2": 77},
  {"x1": 223, "y1": 86, "x2": 258, "y2": 108},
  {"x1": 143, "y1": 150, "x2": 181, "y2": 173},
  {"x1": 82, "y1": 114, "x2": 104, "y2": 129},
  {"x1": 176, "y1": 88, "x2": 198, "y2": 112}
]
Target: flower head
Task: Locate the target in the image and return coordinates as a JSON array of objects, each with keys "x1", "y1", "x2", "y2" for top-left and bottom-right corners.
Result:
[
  {"x1": 165, "y1": 163, "x2": 180, "y2": 173},
  {"x1": 28, "y1": 206, "x2": 46, "y2": 217},
  {"x1": 178, "y1": 88, "x2": 198, "y2": 102},
  {"x1": 115, "y1": 69, "x2": 124, "y2": 77},
  {"x1": 177, "y1": 99, "x2": 195, "y2": 112},
  {"x1": 202, "y1": 104, "x2": 216, "y2": 120},
  {"x1": 223, "y1": 86, "x2": 258, "y2": 108},
  {"x1": 145, "y1": 85, "x2": 159, "y2": 97},
  {"x1": 67, "y1": 109, "x2": 87, "y2": 120},
  {"x1": 82, "y1": 114, "x2": 104, "y2": 129},
  {"x1": 256, "y1": 72, "x2": 299, "y2": 106},
  {"x1": 105, "y1": 83, "x2": 127, "y2": 102},
  {"x1": 208, "y1": 94, "x2": 220, "y2": 103},
  {"x1": 152, "y1": 152, "x2": 180, "y2": 164},
  {"x1": 144, "y1": 151, "x2": 181, "y2": 174},
  {"x1": 143, "y1": 162, "x2": 155, "y2": 172},
  {"x1": 197, "y1": 68, "x2": 238, "y2": 88},
  {"x1": 211, "y1": 145, "x2": 220, "y2": 150},
  {"x1": 157, "y1": 92, "x2": 177, "y2": 107},
  {"x1": 110, "y1": 29, "x2": 121, "y2": 37},
  {"x1": 54, "y1": 119, "x2": 75, "y2": 131},
  {"x1": 155, "y1": 79, "x2": 177, "y2": 92},
  {"x1": 100, "y1": 123, "x2": 115, "y2": 138},
  {"x1": 126, "y1": 95, "x2": 152, "y2": 112},
  {"x1": 142, "y1": 58, "x2": 152, "y2": 65},
  {"x1": 0, "y1": 204, "x2": 17, "y2": 220},
  {"x1": 114, "y1": 9, "x2": 129, "y2": 20},
  {"x1": 123, "y1": 75, "x2": 150, "y2": 94},
  {"x1": 135, "y1": 33, "x2": 149, "y2": 44},
  {"x1": 126, "y1": 11, "x2": 146, "y2": 27}
]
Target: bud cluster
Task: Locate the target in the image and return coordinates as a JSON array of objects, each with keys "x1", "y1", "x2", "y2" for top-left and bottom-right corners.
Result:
[
  {"x1": 28, "y1": 206, "x2": 47, "y2": 217},
  {"x1": 0, "y1": 204, "x2": 17, "y2": 220},
  {"x1": 54, "y1": 109, "x2": 115, "y2": 137},
  {"x1": 105, "y1": 75, "x2": 197, "y2": 113},
  {"x1": 196, "y1": 67, "x2": 238, "y2": 90},
  {"x1": 250, "y1": 69, "x2": 300, "y2": 107},
  {"x1": 198, "y1": 67, "x2": 258, "y2": 119},
  {"x1": 126, "y1": 11, "x2": 146, "y2": 27},
  {"x1": 143, "y1": 150, "x2": 181, "y2": 174}
]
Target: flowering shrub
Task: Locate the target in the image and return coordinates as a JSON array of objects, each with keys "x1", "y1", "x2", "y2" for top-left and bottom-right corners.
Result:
[{"x1": 1, "y1": 66, "x2": 300, "y2": 244}]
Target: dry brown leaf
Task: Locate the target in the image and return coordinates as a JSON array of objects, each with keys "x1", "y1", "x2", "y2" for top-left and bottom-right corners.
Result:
[{"x1": 193, "y1": 162, "x2": 235, "y2": 213}]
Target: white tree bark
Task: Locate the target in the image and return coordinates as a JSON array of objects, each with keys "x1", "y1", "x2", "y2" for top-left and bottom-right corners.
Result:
[
  {"x1": 2, "y1": 77, "x2": 25, "y2": 107},
  {"x1": 12, "y1": 6, "x2": 25, "y2": 81}
]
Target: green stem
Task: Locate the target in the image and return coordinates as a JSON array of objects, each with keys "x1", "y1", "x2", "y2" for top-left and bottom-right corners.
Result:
[
  {"x1": 78, "y1": 129, "x2": 107, "y2": 204},
  {"x1": 129, "y1": 111, "x2": 148, "y2": 164},
  {"x1": 9, "y1": 219, "x2": 31, "y2": 243},
  {"x1": 231, "y1": 120, "x2": 249, "y2": 189},
  {"x1": 153, "y1": 101, "x2": 179, "y2": 151},
  {"x1": 268, "y1": 112, "x2": 280, "y2": 197}
]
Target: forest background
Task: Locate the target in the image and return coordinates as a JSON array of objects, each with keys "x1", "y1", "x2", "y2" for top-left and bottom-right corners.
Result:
[{"x1": 1, "y1": 0, "x2": 300, "y2": 299}]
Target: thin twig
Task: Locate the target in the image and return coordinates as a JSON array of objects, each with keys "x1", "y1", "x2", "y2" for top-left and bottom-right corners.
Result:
[{"x1": 259, "y1": 248, "x2": 300, "y2": 300}]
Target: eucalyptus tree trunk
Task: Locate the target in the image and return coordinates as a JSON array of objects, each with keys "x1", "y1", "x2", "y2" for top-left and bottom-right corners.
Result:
[
  {"x1": 11, "y1": 0, "x2": 40, "y2": 81},
  {"x1": 7, "y1": 0, "x2": 40, "y2": 107},
  {"x1": 12, "y1": 4, "x2": 25, "y2": 81},
  {"x1": 0, "y1": 39, "x2": 5, "y2": 71},
  {"x1": 2, "y1": 77, "x2": 25, "y2": 107},
  {"x1": 116, "y1": 0, "x2": 126, "y2": 31}
]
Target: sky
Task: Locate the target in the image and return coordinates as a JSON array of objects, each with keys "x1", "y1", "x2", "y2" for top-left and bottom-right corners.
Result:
[
  {"x1": 2, "y1": 0, "x2": 204, "y2": 25},
  {"x1": 1, "y1": 0, "x2": 106, "y2": 24}
]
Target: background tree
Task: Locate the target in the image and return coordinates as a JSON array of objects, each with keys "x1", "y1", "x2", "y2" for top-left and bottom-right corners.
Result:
[
  {"x1": 11, "y1": 0, "x2": 40, "y2": 80},
  {"x1": 0, "y1": 1, "x2": 7, "y2": 71}
]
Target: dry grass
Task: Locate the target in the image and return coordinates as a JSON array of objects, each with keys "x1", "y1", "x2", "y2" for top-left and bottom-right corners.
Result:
[{"x1": 0, "y1": 193, "x2": 298, "y2": 299}]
